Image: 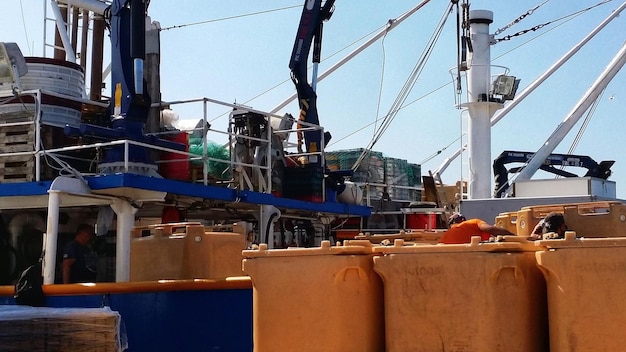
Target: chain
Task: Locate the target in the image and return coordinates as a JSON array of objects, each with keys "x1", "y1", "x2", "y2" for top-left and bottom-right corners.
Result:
[
  {"x1": 494, "y1": 0, "x2": 550, "y2": 35},
  {"x1": 495, "y1": 22, "x2": 549, "y2": 43},
  {"x1": 495, "y1": 0, "x2": 613, "y2": 43}
]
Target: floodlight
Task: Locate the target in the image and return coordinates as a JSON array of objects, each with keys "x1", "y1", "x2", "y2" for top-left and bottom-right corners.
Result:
[
  {"x1": 492, "y1": 75, "x2": 516, "y2": 96},
  {"x1": 0, "y1": 42, "x2": 27, "y2": 89}
]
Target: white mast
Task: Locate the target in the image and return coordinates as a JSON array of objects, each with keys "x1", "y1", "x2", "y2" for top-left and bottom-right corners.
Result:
[
  {"x1": 433, "y1": 0, "x2": 626, "y2": 182},
  {"x1": 464, "y1": 10, "x2": 501, "y2": 199}
]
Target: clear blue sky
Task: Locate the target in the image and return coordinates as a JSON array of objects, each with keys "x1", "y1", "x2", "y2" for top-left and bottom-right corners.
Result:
[{"x1": 2, "y1": 1, "x2": 625, "y2": 197}]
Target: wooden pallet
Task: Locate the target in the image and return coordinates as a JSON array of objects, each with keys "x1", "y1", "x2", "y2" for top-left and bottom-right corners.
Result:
[
  {"x1": 0, "y1": 123, "x2": 64, "y2": 182},
  {"x1": 0, "y1": 124, "x2": 36, "y2": 154},
  {"x1": 0, "y1": 108, "x2": 36, "y2": 125},
  {"x1": 0, "y1": 154, "x2": 36, "y2": 182}
]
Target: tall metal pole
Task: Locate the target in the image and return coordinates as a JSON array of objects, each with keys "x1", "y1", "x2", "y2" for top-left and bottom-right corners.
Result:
[
  {"x1": 433, "y1": 0, "x2": 626, "y2": 179},
  {"x1": 464, "y1": 10, "x2": 499, "y2": 199},
  {"x1": 111, "y1": 199, "x2": 139, "y2": 282},
  {"x1": 43, "y1": 191, "x2": 61, "y2": 284},
  {"x1": 90, "y1": 14, "x2": 105, "y2": 100},
  {"x1": 80, "y1": 9, "x2": 89, "y2": 70}
]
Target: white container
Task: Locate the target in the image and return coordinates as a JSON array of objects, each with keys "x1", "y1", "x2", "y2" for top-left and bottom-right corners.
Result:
[
  {"x1": 514, "y1": 177, "x2": 616, "y2": 198},
  {"x1": 0, "y1": 57, "x2": 85, "y2": 98}
]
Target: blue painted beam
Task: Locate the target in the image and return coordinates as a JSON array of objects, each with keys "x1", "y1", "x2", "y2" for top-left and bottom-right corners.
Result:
[
  {"x1": 86, "y1": 174, "x2": 238, "y2": 202},
  {"x1": 0, "y1": 174, "x2": 371, "y2": 216},
  {"x1": 0, "y1": 181, "x2": 51, "y2": 196}
]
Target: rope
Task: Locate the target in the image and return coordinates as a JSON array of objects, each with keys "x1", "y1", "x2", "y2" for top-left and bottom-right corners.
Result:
[
  {"x1": 566, "y1": 90, "x2": 605, "y2": 155},
  {"x1": 351, "y1": 2, "x2": 455, "y2": 171},
  {"x1": 19, "y1": 0, "x2": 32, "y2": 55},
  {"x1": 419, "y1": 135, "x2": 463, "y2": 165},
  {"x1": 160, "y1": 5, "x2": 302, "y2": 31},
  {"x1": 328, "y1": 80, "x2": 452, "y2": 147},
  {"x1": 209, "y1": 26, "x2": 385, "y2": 125},
  {"x1": 357, "y1": 30, "x2": 390, "y2": 183}
]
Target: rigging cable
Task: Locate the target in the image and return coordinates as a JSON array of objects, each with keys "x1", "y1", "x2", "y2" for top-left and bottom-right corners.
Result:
[
  {"x1": 160, "y1": 5, "x2": 302, "y2": 31},
  {"x1": 333, "y1": 0, "x2": 580, "y2": 164},
  {"x1": 419, "y1": 134, "x2": 463, "y2": 165},
  {"x1": 492, "y1": 8, "x2": 583, "y2": 61},
  {"x1": 454, "y1": 0, "x2": 462, "y2": 102},
  {"x1": 568, "y1": 90, "x2": 604, "y2": 155},
  {"x1": 19, "y1": 0, "x2": 32, "y2": 55},
  {"x1": 352, "y1": 2, "x2": 455, "y2": 171},
  {"x1": 358, "y1": 26, "x2": 390, "y2": 185},
  {"x1": 209, "y1": 26, "x2": 386, "y2": 124},
  {"x1": 328, "y1": 80, "x2": 451, "y2": 147},
  {"x1": 495, "y1": 0, "x2": 614, "y2": 43}
]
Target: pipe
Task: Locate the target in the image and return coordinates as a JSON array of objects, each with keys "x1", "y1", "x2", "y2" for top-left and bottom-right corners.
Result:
[
  {"x1": 111, "y1": 199, "x2": 139, "y2": 282},
  {"x1": 90, "y1": 14, "x2": 105, "y2": 101},
  {"x1": 43, "y1": 191, "x2": 61, "y2": 284},
  {"x1": 260, "y1": 205, "x2": 280, "y2": 248},
  {"x1": 57, "y1": 0, "x2": 109, "y2": 15},
  {"x1": 50, "y1": 0, "x2": 78, "y2": 63}
]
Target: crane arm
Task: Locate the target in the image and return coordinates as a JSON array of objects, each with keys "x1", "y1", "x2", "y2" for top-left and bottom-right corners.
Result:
[
  {"x1": 493, "y1": 150, "x2": 614, "y2": 197},
  {"x1": 289, "y1": 0, "x2": 335, "y2": 161}
]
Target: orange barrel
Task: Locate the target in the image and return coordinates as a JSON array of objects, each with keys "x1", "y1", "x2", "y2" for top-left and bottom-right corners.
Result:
[
  {"x1": 373, "y1": 238, "x2": 548, "y2": 352},
  {"x1": 130, "y1": 222, "x2": 246, "y2": 281},
  {"x1": 536, "y1": 233, "x2": 626, "y2": 351},
  {"x1": 242, "y1": 241, "x2": 384, "y2": 352}
]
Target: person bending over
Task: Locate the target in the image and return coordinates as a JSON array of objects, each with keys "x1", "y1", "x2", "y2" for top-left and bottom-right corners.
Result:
[{"x1": 439, "y1": 212, "x2": 515, "y2": 244}]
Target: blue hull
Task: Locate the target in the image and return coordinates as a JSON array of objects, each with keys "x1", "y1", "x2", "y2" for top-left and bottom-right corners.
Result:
[{"x1": 1, "y1": 284, "x2": 253, "y2": 352}]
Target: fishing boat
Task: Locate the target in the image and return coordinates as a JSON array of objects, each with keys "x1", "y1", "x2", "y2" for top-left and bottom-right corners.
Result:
[{"x1": 1, "y1": 0, "x2": 625, "y2": 351}]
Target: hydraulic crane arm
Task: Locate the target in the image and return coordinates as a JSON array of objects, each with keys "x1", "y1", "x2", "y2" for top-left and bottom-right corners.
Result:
[
  {"x1": 289, "y1": 0, "x2": 335, "y2": 162},
  {"x1": 493, "y1": 150, "x2": 614, "y2": 198},
  {"x1": 108, "y1": 0, "x2": 151, "y2": 122}
]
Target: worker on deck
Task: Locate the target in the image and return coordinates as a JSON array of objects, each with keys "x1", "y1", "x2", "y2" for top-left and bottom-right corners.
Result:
[
  {"x1": 539, "y1": 212, "x2": 568, "y2": 239},
  {"x1": 438, "y1": 212, "x2": 515, "y2": 244},
  {"x1": 62, "y1": 224, "x2": 97, "y2": 284}
]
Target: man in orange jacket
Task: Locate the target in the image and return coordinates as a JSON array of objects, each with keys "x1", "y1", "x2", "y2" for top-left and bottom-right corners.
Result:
[{"x1": 438, "y1": 212, "x2": 515, "y2": 244}]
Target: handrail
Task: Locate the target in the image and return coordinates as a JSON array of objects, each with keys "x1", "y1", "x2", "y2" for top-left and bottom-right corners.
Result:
[
  {"x1": 0, "y1": 277, "x2": 252, "y2": 297},
  {"x1": 0, "y1": 91, "x2": 324, "y2": 192}
]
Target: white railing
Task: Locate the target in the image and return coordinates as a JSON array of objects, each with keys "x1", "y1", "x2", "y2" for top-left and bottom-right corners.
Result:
[{"x1": 0, "y1": 91, "x2": 328, "y2": 197}]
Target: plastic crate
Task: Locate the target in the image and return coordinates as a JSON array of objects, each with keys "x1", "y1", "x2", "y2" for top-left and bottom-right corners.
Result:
[
  {"x1": 536, "y1": 233, "x2": 626, "y2": 351},
  {"x1": 242, "y1": 241, "x2": 384, "y2": 352},
  {"x1": 495, "y1": 211, "x2": 518, "y2": 235},
  {"x1": 373, "y1": 238, "x2": 548, "y2": 352},
  {"x1": 130, "y1": 222, "x2": 246, "y2": 281},
  {"x1": 516, "y1": 201, "x2": 626, "y2": 238}
]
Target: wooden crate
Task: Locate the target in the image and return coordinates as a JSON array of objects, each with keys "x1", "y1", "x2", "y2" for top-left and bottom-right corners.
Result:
[
  {"x1": 0, "y1": 154, "x2": 37, "y2": 182},
  {"x1": 0, "y1": 124, "x2": 36, "y2": 153},
  {"x1": 0, "y1": 123, "x2": 94, "y2": 183}
]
